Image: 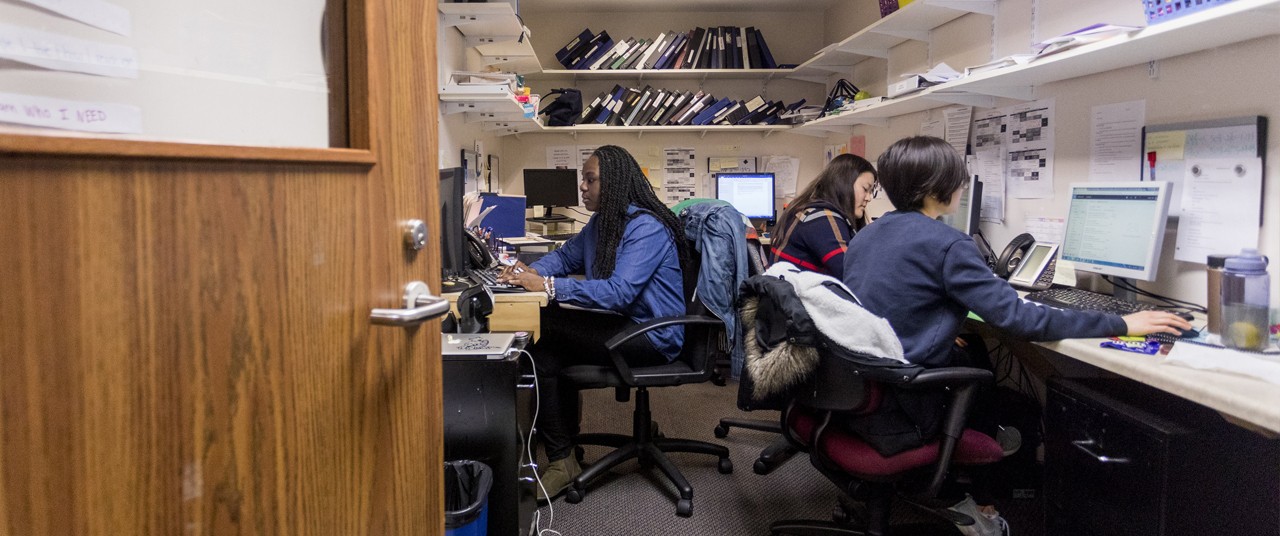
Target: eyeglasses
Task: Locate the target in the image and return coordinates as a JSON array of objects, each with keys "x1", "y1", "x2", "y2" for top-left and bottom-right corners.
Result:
[{"x1": 870, "y1": 182, "x2": 882, "y2": 199}]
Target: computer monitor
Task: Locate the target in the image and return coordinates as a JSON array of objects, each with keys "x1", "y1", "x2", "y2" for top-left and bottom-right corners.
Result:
[
  {"x1": 715, "y1": 172, "x2": 776, "y2": 220},
  {"x1": 940, "y1": 175, "x2": 983, "y2": 235},
  {"x1": 439, "y1": 167, "x2": 470, "y2": 293},
  {"x1": 523, "y1": 169, "x2": 579, "y2": 222},
  {"x1": 1059, "y1": 181, "x2": 1172, "y2": 298}
]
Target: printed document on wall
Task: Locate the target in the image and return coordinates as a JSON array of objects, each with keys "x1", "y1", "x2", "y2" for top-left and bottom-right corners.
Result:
[
  {"x1": 942, "y1": 105, "x2": 972, "y2": 156},
  {"x1": 1173, "y1": 157, "x2": 1262, "y2": 264},
  {"x1": 972, "y1": 148, "x2": 1005, "y2": 223},
  {"x1": 1089, "y1": 100, "x2": 1144, "y2": 181},
  {"x1": 761, "y1": 155, "x2": 800, "y2": 198},
  {"x1": 546, "y1": 146, "x2": 576, "y2": 169},
  {"x1": 663, "y1": 147, "x2": 697, "y2": 205},
  {"x1": 1004, "y1": 99, "x2": 1055, "y2": 199}
]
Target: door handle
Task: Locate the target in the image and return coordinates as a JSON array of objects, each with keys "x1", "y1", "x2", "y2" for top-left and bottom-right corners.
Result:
[{"x1": 370, "y1": 281, "x2": 451, "y2": 326}]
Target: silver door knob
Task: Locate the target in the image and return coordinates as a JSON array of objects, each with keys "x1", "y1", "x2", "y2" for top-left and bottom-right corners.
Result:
[{"x1": 370, "y1": 281, "x2": 450, "y2": 326}]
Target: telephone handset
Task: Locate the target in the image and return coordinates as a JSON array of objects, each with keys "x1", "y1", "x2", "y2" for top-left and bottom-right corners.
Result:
[
  {"x1": 995, "y1": 233, "x2": 1036, "y2": 279},
  {"x1": 465, "y1": 229, "x2": 498, "y2": 270}
]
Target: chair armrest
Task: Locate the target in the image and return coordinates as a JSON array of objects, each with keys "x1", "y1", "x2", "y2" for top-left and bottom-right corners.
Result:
[
  {"x1": 603, "y1": 314, "x2": 724, "y2": 384},
  {"x1": 902, "y1": 367, "x2": 993, "y2": 390}
]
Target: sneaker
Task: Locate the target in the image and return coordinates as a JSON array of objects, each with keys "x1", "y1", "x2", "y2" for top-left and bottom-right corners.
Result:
[
  {"x1": 949, "y1": 495, "x2": 1011, "y2": 536},
  {"x1": 536, "y1": 455, "x2": 582, "y2": 502}
]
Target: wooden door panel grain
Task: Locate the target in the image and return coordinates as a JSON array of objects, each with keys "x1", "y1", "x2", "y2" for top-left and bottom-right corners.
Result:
[{"x1": 0, "y1": 0, "x2": 442, "y2": 533}]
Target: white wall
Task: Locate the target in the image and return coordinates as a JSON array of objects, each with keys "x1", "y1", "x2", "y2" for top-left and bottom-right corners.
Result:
[
  {"x1": 438, "y1": 19, "x2": 507, "y2": 172},
  {"x1": 448, "y1": 1, "x2": 1280, "y2": 308}
]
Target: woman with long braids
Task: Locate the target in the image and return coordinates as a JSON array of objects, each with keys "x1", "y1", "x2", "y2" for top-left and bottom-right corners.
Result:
[{"x1": 497, "y1": 145, "x2": 689, "y2": 500}]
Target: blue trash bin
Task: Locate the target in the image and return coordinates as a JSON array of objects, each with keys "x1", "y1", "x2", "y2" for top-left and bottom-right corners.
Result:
[{"x1": 444, "y1": 460, "x2": 492, "y2": 536}]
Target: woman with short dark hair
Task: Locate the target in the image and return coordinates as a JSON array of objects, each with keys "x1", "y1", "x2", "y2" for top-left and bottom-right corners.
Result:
[{"x1": 769, "y1": 153, "x2": 878, "y2": 278}]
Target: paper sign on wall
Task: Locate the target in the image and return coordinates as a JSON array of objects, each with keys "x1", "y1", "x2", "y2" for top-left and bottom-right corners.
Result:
[{"x1": 0, "y1": 91, "x2": 141, "y2": 133}]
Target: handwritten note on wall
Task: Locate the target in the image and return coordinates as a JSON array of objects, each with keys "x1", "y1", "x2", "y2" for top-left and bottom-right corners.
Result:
[
  {"x1": 16, "y1": 0, "x2": 131, "y2": 36},
  {"x1": 0, "y1": 22, "x2": 138, "y2": 78},
  {"x1": 0, "y1": 91, "x2": 141, "y2": 133}
]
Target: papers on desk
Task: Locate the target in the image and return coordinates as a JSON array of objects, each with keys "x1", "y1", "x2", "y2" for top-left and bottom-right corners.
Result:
[{"x1": 1165, "y1": 340, "x2": 1280, "y2": 386}]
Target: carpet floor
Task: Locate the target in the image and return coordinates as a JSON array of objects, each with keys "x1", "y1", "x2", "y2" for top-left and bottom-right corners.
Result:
[{"x1": 531, "y1": 380, "x2": 1044, "y2": 535}]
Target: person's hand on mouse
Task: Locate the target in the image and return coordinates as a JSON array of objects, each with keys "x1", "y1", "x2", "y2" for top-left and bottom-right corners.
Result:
[{"x1": 1123, "y1": 311, "x2": 1193, "y2": 337}]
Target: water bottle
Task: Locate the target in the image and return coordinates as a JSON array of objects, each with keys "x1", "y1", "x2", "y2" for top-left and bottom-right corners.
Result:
[{"x1": 1221, "y1": 249, "x2": 1270, "y2": 351}]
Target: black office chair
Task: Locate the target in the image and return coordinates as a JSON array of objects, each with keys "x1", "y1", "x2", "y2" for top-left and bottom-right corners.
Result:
[
  {"x1": 770, "y1": 347, "x2": 1004, "y2": 535},
  {"x1": 558, "y1": 244, "x2": 733, "y2": 517}
]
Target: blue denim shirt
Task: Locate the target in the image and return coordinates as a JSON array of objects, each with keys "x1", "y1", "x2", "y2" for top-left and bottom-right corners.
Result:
[
  {"x1": 679, "y1": 201, "x2": 749, "y2": 377},
  {"x1": 531, "y1": 205, "x2": 685, "y2": 360}
]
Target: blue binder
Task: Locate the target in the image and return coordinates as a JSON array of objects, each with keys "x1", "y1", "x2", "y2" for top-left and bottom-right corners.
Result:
[{"x1": 477, "y1": 193, "x2": 526, "y2": 238}]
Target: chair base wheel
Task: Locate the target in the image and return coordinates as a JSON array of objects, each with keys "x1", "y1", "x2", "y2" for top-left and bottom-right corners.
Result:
[
  {"x1": 718, "y1": 457, "x2": 734, "y2": 474},
  {"x1": 676, "y1": 498, "x2": 693, "y2": 517},
  {"x1": 564, "y1": 487, "x2": 584, "y2": 504},
  {"x1": 713, "y1": 424, "x2": 729, "y2": 438},
  {"x1": 753, "y1": 458, "x2": 771, "y2": 475}
]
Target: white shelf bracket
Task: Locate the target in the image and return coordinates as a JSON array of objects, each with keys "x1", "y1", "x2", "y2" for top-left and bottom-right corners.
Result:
[
  {"x1": 636, "y1": 130, "x2": 644, "y2": 140},
  {"x1": 870, "y1": 29, "x2": 931, "y2": 42},
  {"x1": 699, "y1": 130, "x2": 709, "y2": 139},
  {"x1": 840, "y1": 46, "x2": 891, "y2": 59},
  {"x1": 762, "y1": 129, "x2": 775, "y2": 139},
  {"x1": 440, "y1": 13, "x2": 486, "y2": 29},
  {"x1": 965, "y1": 85, "x2": 1034, "y2": 100},
  {"x1": 465, "y1": 35, "x2": 519, "y2": 48},
  {"x1": 924, "y1": 0, "x2": 997, "y2": 16},
  {"x1": 925, "y1": 93, "x2": 996, "y2": 108}
]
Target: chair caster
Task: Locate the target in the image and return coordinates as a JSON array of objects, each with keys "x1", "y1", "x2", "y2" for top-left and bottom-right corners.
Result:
[
  {"x1": 753, "y1": 458, "x2": 770, "y2": 475},
  {"x1": 711, "y1": 375, "x2": 727, "y2": 386},
  {"x1": 833, "y1": 495, "x2": 866, "y2": 527},
  {"x1": 713, "y1": 424, "x2": 729, "y2": 438},
  {"x1": 718, "y1": 457, "x2": 734, "y2": 474},
  {"x1": 676, "y1": 498, "x2": 693, "y2": 517},
  {"x1": 564, "y1": 487, "x2": 584, "y2": 504}
]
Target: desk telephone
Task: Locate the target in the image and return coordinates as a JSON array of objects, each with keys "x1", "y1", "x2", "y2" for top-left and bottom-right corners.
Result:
[
  {"x1": 977, "y1": 232, "x2": 1058, "y2": 291},
  {"x1": 466, "y1": 229, "x2": 498, "y2": 270}
]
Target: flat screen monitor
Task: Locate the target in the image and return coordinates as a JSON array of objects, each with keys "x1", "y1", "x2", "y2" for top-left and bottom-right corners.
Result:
[
  {"x1": 715, "y1": 172, "x2": 776, "y2": 220},
  {"x1": 523, "y1": 169, "x2": 580, "y2": 221},
  {"x1": 1059, "y1": 181, "x2": 1171, "y2": 283},
  {"x1": 940, "y1": 175, "x2": 983, "y2": 235},
  {"x1": 439, "y1": 167, "x2": 469, "y2": 292}
]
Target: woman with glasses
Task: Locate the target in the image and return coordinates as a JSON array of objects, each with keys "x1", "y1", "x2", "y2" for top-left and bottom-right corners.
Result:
[{"x1": 769, "y1": 153, "x2": 878, "y2": 278}]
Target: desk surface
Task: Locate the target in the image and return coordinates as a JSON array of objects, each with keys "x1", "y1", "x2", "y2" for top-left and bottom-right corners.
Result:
[{"x1": 1034, "y1": 336, "x2": 1280, "y2": 434}]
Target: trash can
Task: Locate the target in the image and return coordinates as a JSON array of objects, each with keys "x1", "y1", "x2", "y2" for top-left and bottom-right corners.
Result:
[{"x1": 444, "y1": 460, "x2": 492, "y2": 536}]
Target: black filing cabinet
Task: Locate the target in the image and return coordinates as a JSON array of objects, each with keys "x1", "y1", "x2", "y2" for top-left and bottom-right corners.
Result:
[
  {"x1": 1045, "y1": 377, "x2": 1280, "y2": 536},
  {"x1": 443, "y1": 351, "x2": 536, "y2": 536}
]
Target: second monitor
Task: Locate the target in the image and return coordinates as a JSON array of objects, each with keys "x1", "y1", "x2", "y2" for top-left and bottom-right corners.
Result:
[
  {"x1": 523, "y1": 168, "x2": 580, "y2": 222},
  {"x1": 715, "y1": 172, "x2": 775, "y2": 221}
]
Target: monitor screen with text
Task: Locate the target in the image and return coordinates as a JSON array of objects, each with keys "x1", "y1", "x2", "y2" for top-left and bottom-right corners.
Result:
[
  {"x1": 715, "y1": 173, "x2": 775, "y2": 220},
  {"x1": 1059, "y1": 182, "x2": 1171, "y2": 282}
]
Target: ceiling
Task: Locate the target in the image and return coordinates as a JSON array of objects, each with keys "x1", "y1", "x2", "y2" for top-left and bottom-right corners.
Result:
[{"x1": 515, "y1": 0, "x2": 842, "y2": 13}]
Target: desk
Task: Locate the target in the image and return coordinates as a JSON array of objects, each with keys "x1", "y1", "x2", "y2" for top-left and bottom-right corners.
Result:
[
  {"x1": 446, "y1": 290, "x2": 547, "y2": 339},
  {"x1": 968, "y1": 311, "x2": 1280, "y2": 435}
]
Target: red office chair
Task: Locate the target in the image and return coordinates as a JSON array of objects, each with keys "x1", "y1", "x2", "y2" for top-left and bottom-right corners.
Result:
[{"x1": 770, "y1": 350, "x2": 1005, "y2": 536}]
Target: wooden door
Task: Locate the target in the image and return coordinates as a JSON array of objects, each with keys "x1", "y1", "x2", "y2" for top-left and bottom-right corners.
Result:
[{"x1": 0, "y1": 0, "x2": 444, "y2": 534}]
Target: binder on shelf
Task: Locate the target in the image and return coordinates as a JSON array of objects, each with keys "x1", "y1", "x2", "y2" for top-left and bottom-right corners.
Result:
[
  {"x1": 746, "y1": 27, "x2": 762, "y2": 69},
  {"x1": 571, "y1": 31, "x2": 613, "y2": 69},
  {"x1": 637, "y1": 32, "x2": 668, "y2": 69},
  {"x1": 675, "y1": 94, "x2": 715, "y2": 125},
  {"x1": 620, "y1": 39, "x2": 651, "y2": 69},
  {"x1": 691, "y1": 96, "x2": 733, "y2": 125},
  {"x1": 623, "y1": 86, "x2": 653, "y2": 125},
  {"x1": 653, "y1": 91, "x2": 688, "y2": 125},
  {"x1": 579, "y1": 91, "x2": 608, "y2": 124},
  {"x1": 635, "y1": 88, "x2": 665, "y2": 125},
  {"x1": 738, "y1": 27, "x2": 750, "y2": 69},
  {"x1": 653, "y1": 31, "x2": 685, "y2": 70},
  {"x1": 556, "y1": 28, "x2": 595, "y2": 68},
  {"x1": 684, "y1": 27, "x2": 707, "y2": 69},
  {"x1": 591, "y1": 85, "x2": 626, "y2": 124},
  {"x1": 755, "y1": 28, "x2": 777, "y2": 68},
  {"x1": 589, "y1": 38, "x2": 628, "y2": 70},
  {"x1": 665, "y1": 91, "x2": 702, "y2": 125}
]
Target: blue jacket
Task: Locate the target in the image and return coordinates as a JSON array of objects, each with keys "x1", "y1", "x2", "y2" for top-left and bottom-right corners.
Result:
[
  {"x1": 679, "y1": 201, "x2": 749, "y2": 376},
  {"x1": 844, "y1": 211, "x2": 1126, "y2": 367},
  {"x1": 531, "y1": 205, "x2": 685, "y2": 360}
]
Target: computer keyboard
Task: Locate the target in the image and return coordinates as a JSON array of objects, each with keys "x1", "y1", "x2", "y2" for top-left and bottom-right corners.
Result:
[
  {"x1": 467, "y1": 268, "x2": 525, "y2": 292},
  {"x1": 540, "y1": 232, "x2": 578, "y2": 241},
  {"x1": 1024, "y1": 287, "x2": 1164, "y2": 316}
]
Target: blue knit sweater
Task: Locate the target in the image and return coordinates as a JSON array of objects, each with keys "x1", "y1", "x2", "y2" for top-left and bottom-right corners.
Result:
[{"x1": 843, "y1": 211, "x2": 1126, "y2": 367}]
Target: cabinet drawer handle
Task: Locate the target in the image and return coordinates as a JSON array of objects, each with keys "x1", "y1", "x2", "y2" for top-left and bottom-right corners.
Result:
[{"x1": 1071, "y1": 439, "x2": 1131, "y2": 464}]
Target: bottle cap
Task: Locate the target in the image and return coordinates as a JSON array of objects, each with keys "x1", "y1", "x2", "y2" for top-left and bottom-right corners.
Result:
[{"x1": 1224, "y1": 248, "x2": 1268, "y2": 274}]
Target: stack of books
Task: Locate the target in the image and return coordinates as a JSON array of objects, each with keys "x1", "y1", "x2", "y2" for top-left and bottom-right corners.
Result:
[
  {"x1": 559, "y1": 84, "x2": 806, "y2": 127},
  {"x1": 553, "y1": 27, "x2": 779, "y2": 71}
]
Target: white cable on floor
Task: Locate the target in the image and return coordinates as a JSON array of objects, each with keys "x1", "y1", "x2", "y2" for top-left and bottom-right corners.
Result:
[{"x1": 519, "y1": 349, "x2": 563, "y2": 536}]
